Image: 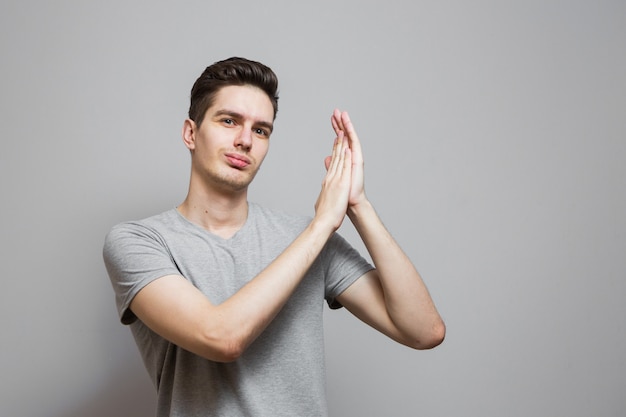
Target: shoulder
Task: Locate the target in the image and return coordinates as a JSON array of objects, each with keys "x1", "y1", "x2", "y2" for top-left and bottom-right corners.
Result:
[{"x1": 103, "y1": 209, "x2": 180, "y2": 252}]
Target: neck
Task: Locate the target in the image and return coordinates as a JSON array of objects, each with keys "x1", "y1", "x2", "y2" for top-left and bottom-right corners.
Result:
[{"x1": 177, "y1": 183, "x2": 249, "y2": 239}]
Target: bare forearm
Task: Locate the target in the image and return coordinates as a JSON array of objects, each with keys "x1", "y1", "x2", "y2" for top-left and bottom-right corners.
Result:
[
  {"x1": 132, "y1": 217, "x2": 338, "y2": 363},
  {"x1": 347, "y1": 200, "x2": 445, "y2": 347},
  {"x1": 134, "y1": 128, "x2": 354, "y2": 362},
  {"x1": 215, "y1": 219, "x2": 334, "y2": 356},
  {"x1": 218, "y1": 128, "x2": 354, "y2": 356}
]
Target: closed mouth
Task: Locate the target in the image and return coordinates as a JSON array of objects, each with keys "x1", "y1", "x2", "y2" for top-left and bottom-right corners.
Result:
[{"x1": 225, "y1": 153, "x2": 251, "y2": 168}]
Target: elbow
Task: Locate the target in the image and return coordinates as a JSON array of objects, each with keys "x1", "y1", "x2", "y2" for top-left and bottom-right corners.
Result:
[
  {"x1": 198, "y1": 328, "x2": 248, "y2": 363},
  {"x1": 214, "y1": 338, "x2": 246, "y2": 363},
  {"x1": 409, "y1": 319, "x2": 446, "y2": 350},
  {"x1": 425, "y1": 319, "x2": 446, "y2": 349}
]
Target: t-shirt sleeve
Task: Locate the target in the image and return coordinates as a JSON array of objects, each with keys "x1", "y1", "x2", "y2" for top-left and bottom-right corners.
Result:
[
  {"x1": 323, "y1": 232, "x2": 374, "y2": 309},
  {"x1": 102, "y1": 222, "x2": 181, "y2": 325}
]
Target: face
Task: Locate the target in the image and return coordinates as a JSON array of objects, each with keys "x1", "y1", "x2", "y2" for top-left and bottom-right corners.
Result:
[{"x1": 183, "y1": 85, "x2": 275, "y2": 193}]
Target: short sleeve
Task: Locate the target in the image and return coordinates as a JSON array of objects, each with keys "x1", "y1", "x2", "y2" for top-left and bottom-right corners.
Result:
[
  {"x1": 322, "y1": 232, "x2": 374, "y2": 309},
  {"x1": 103, "y1": 222, "x2": 181, "y2": 324}
]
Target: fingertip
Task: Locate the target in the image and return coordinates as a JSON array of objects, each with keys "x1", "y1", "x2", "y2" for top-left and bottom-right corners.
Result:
[{"x1": 331, "y1": 115, "x2": 339, "y2": 131}]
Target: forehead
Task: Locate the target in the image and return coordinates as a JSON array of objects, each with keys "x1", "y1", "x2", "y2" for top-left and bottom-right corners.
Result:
[{"x1": 209, "y1": 85, "x2": 274, "y2": 122}]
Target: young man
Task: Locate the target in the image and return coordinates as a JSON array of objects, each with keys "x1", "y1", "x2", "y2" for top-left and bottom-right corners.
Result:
[{"x1": 103, "y1": 57, "x2": 445, "y2": 417}]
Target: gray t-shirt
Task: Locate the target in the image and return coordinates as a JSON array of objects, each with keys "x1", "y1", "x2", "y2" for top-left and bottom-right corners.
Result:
[{"x1": 103, "y1": 203, "x2": 373, "y2": 417}]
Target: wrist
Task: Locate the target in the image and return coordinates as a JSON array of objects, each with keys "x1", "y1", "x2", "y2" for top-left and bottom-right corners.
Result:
[
  {"x1": 347, "y1": 197, "x2": 373, "y2": 220},
  {"x1": 308, "y1": 215, "x2": 340, "y2": 240}
]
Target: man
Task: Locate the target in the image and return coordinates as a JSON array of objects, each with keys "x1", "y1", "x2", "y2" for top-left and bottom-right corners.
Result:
[{"x1": 103, "y1": 57, "x2": 445, "y2": 417}]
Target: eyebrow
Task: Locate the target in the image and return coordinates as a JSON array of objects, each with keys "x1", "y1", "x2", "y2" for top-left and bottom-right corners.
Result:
[{"x1": 213, "y1": 109, "x2": 274, "y2": 133}]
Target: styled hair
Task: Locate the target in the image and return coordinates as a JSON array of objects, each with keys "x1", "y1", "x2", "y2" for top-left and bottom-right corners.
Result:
[{"x1": 188, "y1": 57, "x2": 279, "y2": 127}]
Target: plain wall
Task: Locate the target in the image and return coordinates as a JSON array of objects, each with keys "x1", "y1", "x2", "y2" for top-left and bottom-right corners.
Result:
[{"x1": 1, "y1": 1, "x2": 624, "y2": 416}]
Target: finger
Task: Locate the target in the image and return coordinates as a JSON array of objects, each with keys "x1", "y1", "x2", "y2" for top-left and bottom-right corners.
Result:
[
  {"x1": 341, "y1": 111, "x2": 354, "y2": 138},
  {"x1": 326, "y1": 139, "x2": 338, "y2": 176},
  {"x1": 323, "y1": 136, "x2": 338, "y2": 172},
  {"x1": 342, "y1": 146, "x2": 352, "y2": 177},
  {"x1": 335, "y1": 133, "x2": 349, "y2": 177},
  {"x1": 331, "y1": 109, "x2": 342, "y2": 136},
  {"x1": 327, "y1": 131, "x2": 344, "y2": 176},
  {"x1": 336, "y1": 108, "x2": 350, "y2": 132},
  {"x1": 324, "y1": 156, "x2": 331, "y2": 171},
  {"x1": 341, "y1": 111, "x2": 363, "y2": 158}
]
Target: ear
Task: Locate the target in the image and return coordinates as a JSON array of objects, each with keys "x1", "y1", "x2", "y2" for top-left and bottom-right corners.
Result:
[{"x1": 182, "y1": 119, "x2": 197, "y2": 151}]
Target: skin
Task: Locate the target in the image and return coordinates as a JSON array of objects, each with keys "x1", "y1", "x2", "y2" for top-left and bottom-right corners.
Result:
[
  {"x1": 330, "y1": 109, "x2": 445, "y2": 348},
  {"x1": 178, "y1": 85, "x2": 274, "y2": 236},
  {"x1": 129, "y1": 85, "x2": 445, "y2": 363}
]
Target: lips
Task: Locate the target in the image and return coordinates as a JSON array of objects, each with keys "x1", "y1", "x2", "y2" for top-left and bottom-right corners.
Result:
[{"x1": 225, "y1": 153, "x2": 251, "y2": 169}]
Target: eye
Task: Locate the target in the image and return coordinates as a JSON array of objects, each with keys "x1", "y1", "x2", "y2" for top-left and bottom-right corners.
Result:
[
  {"x1": 254, "y1": 128, "x2": 269, "y2": 137},
  {"x1": 221, "y1": 118, "x2": 235, "y2": 126}
]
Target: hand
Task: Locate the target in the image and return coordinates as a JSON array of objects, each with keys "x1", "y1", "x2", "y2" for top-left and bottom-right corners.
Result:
[
  {"x1": 327, "y1": 109, "x2": 367, "y2": 209},
  {"x1": 314, "y1": 129, "x2": 352, "y2": 232}
]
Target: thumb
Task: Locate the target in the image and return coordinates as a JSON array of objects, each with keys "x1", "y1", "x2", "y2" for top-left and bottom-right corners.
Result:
[{"x1": 324, "y1": 156, "x2": 332, "y2": 171}]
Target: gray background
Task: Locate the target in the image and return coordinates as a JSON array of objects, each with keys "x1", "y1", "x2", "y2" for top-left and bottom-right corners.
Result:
[{"x1": 1, "y1": 1, "x2": 624, "y2": 416}]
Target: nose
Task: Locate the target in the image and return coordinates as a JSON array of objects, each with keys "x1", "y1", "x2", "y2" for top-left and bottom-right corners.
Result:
[{"x1": 234, "y1": 127, "x2": 252, "y2": 151}]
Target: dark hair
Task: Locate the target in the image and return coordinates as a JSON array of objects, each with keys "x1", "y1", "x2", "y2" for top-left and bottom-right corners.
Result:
[{"x1": 188, "y1": 57, "x2": 279, "y2": 127}]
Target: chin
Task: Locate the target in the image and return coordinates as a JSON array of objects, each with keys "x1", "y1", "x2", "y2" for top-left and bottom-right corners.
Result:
[{"x1": 218, "y1": 174, "x2": 256, "y2": 192}]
